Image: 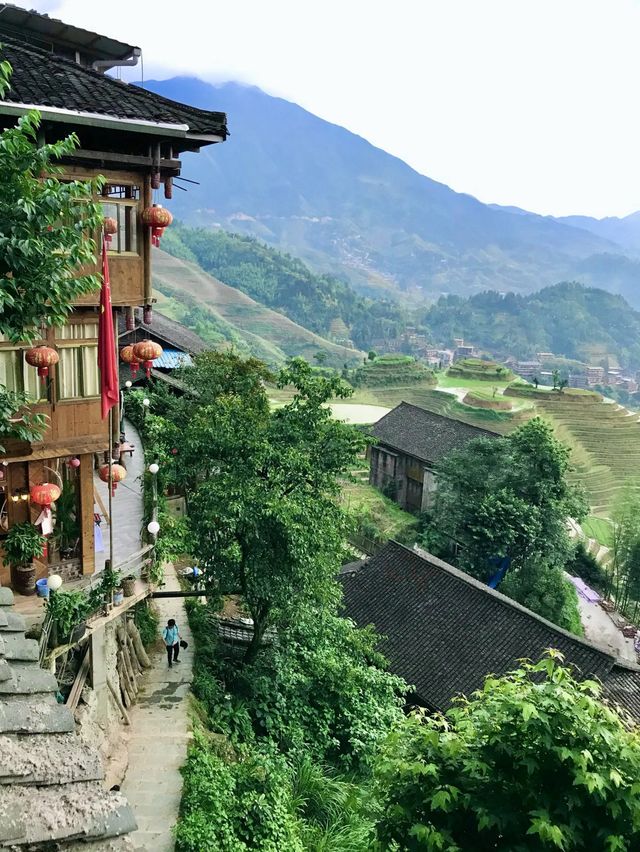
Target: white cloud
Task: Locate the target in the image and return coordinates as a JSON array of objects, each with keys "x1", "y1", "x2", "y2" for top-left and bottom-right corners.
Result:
[{"x1": 13, "y1": 0, "x2": 640, "y2": 217}]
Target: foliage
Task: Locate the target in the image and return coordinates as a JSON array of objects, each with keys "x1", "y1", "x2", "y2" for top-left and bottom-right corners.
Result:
[
  {"x1": 609, "y1": 486, "x2": 640, "y2": 609},
  {"x1": 45, "y1": 589, "x2": 91, "y2": 638},
  {"x1": 3, "y1": 521, "x2": 45, "y2": 567},
  {"x1": 567, "y1": 540, "x2": 608, "y2": 589},
  {"x1": 374, "y1": 652, "x2": 640, "y2": 851},
  {"x1": 54, "y1": 480, "x2": 79, "y2": 554},
  {"x1": 185, "y1": 357, "x2": 366, "y2": 663},
  {"x1": 351, "y1": 357, "x2": 435, "y2": 388},
  {"x1": 0, "y1": 60, "x2": 104, "y2": 339},
  {"x1": 0, "y1": 386, "x2": 46, "y2": 454},
  {"x1": 424, "y1": 417, "x2": 586, "y2": 631},
  {"x1": 134, "y1": 601, "x2": 159, "y2": 648}
]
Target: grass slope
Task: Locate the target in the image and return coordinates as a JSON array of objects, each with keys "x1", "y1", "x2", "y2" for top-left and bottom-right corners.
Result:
[{"x1": 152, "y1": 249, "x2": 364, "y2": 368}]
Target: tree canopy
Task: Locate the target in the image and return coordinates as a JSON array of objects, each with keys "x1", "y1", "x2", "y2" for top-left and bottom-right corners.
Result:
[
  {"x1": 422, "y1": 417, "x2": 586, "y2": 631},
  {"x1": 374, "y1": 652, "x2": 640, "y2": 851}
]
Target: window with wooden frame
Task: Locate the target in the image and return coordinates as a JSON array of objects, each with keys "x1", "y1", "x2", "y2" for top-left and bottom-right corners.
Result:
[
  {"x1": 0, "y1": 333, "x2": 48, "y2": 402},
  {"x1": 56, "y1": 321, "x2": 100, "y2": 401},
  {"x1": 101, "y1": 184, "x2": 140, "y2": 255}
]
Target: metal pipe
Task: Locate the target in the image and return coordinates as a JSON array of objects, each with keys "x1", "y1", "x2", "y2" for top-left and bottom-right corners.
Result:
[{"x1": 92, "y1": 48, "x2": 142, "y2": 73}]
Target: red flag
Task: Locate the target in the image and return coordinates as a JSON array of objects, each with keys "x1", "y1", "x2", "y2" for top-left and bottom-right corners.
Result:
[{"x1": 97, "y1": 238, "x2": 119, "y2": 420}]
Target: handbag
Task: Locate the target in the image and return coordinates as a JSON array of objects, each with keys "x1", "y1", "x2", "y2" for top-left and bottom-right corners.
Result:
[{"x1": 180, "y1": 639, "x2": 188, "y2": 649}]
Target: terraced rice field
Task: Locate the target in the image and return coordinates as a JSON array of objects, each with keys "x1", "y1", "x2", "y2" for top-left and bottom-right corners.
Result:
[{"x1": 532, "y1": 396, "x2": 640, "y2": 516}]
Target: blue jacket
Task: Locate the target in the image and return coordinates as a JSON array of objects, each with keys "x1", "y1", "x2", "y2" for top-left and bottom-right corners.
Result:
[{"x1": 163, "y1": 625, "x2": 179, "y2": 646}]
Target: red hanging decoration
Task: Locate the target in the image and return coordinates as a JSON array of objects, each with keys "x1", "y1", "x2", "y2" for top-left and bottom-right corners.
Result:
[
  {"x1": 30, "y1": 482, "x2": 61, "y2": 507},
  {"x1": 67, "y1": 457, "x2": 81, "y2": 469},
  {"x1": 25, "y1": 346, "x2": 59, "y2": 378},
  {"x1": 120, "y1": 344, "x2": 141, "y2": 378},
  {"x1": 132, "y1": 339, "x2": 163, "y2": 379},
  {"x1": 98, "y1": 463, "x2": 127, "y2": 497},
  {"x1": 141, "y1": 204, "x2": 173, "y2": 248},
  {"x1": 143, "y1": 304, "x2": 153, "y2": 325},
  {"x1": 103, "y1": 217, "x2": 118, "y2": 245}
]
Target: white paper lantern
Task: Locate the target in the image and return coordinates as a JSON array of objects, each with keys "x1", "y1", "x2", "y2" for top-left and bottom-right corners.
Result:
[
  {"x1": 48, "y1": 574, "x2": 63, "y2": 592},
  {"x1": 147, "y1": 520, "x2": 160, "y2": 535},
  {"x1": 142, "y1": 398, "x2": 150, "y2": 408},
  {"x1": 148, "y1": 463, "x2": 160, "y2": 475}
]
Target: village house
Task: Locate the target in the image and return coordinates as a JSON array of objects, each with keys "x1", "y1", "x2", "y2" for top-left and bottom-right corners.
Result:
[
  {"x1": 369, "y1": 402, "x2": 498, "y2": 512},
  {"x1": 0, "y1": 8, "x2": 226, "y2": 588},
  {"x1": 341, "y1": 541, "x2": 640, "y2": 721},
  {"x1": 0, "y1": 7, "x2": 227, "y2": 846}
]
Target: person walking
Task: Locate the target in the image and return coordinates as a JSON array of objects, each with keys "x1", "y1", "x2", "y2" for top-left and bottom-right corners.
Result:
[{"x1": 162, "y1": 618, "x2": 181, "y2": 667}]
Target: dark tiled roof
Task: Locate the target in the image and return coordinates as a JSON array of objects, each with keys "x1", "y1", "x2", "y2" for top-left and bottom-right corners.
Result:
[
  {"x1": 0, "y1": 37, "x2": 227, "y2": 137},
  {"x1": 340, "y1": 541, "x2": 640, "y2": 720},
  {"x1": 370, "y1": 402, "x2": 498, "y2": 464},
  {"x1": 118, "y1": 309, "x2": 208, "y2": 355}
]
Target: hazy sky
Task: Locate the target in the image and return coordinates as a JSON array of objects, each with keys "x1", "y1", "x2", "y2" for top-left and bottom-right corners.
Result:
[{"x1": 14, "y1": 0, "x2": 640, "y2": 218}]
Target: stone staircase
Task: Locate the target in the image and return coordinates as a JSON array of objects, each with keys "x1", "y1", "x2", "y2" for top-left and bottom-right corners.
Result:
[{"x1": 0, "y1": 585, "x2": 136, "y2": 849}]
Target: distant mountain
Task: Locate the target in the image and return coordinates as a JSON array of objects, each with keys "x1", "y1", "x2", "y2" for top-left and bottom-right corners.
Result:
[
  {"x1": 421, "y1": 282, "x2": 640, "y2": 368},
  {"x1": 556, "y1": 211, "x2": 640, "y2": 256},
  {"x1": 142, "y1": 77, "x2": 640, "y2": 302}
]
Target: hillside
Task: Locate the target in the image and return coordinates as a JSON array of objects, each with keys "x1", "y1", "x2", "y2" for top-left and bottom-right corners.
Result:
[
  {"x1": 421, "y1": 282, "x2": 640, "y2": 367},
  {"x1": 142, "y1": 78, "x2": 640, "y2": 301},
  {"x1": 161, "y1": 225, "x2": 405, "y2": 348},
  {"x1": 151, "y1": 249, "x2": 364, "y2": 367},
  {"x1": 557, "y1": 211, "x2": 640, "y2": 256}
]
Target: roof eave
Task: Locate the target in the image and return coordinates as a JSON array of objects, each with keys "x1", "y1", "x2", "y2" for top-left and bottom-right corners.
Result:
[{"x1": 0, "y1": 100, "x2": 190, "y2": 137}]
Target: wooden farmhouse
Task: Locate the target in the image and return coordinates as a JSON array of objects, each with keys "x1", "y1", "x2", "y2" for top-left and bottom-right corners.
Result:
[
  {"x1": 368, "y1": 402, "x2": 499, "y2": 512},
  {"x1": 0, "y1": 7, "x2": 226, "y2": 588}
]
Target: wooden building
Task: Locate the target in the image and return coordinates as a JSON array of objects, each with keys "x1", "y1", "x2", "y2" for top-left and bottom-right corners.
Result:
[
  {"x1": 0, "y1": 9, "x2": 227, "y2": 587},
  {"x1": 369, "y1": 402, "x2": 498, "y2": 512}
]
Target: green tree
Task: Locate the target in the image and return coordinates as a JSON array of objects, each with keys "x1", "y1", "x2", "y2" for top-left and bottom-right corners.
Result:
[
  {"x1": 185, "y1": 357, "x2": 365, "y2": 663},
  {"x1": 610, "y1": 485, "x2": 640, "y2": 613},
  {"x1": 424, "y1": 418, "x2": 586, "y2": 630},
  {"x1": 374, "y1": 652, "x2": 640, "y2": 851},
  {"x1": 0, "y1": 58, "x2": 103, "y2": 448},
  {"x1": 313, "y1": 350, "x2": 328, "y2": 365},
  {"x1": 368, "y1": 350, "x2": 377, "y2": 361}
]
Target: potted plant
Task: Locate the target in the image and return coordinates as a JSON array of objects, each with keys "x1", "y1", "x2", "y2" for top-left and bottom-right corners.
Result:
[
  {"x1": 46, "y1": 589, "x2": 90, "y2": 646},
  {"x1": 3, "y1": 523, "x2": 46, "y2": 595}
]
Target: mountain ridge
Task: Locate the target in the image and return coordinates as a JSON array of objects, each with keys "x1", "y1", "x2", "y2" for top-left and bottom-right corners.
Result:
[{"x1": 142, "y1": 77, "x2": 640, "y2": 302}]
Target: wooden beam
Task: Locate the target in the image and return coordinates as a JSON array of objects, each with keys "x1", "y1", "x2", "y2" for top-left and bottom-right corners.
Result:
[
  {"x1": 63, "y1": 150, "x2": 181, "y2": 171},
  {"x1": 93, "y1": 485, "x2": 109, "y2": 526},
  {"x1": 79, "y1": 454, "x2": 95, "y2": 576},
  {"x1": 66, "y1": 646, "x2": 90, "y2": 711}
]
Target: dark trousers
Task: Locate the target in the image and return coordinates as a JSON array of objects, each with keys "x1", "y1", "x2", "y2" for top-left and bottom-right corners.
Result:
[{"x1": 166, "y1": 642, "x2": 179, "y2": 666}]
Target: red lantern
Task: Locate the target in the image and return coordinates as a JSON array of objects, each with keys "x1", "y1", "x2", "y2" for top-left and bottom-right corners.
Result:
[
  {"x1": 25, "y1": 346, "x2": 59, "y2": 378},
  {"x1": 67, "y1": 457, "x2": 81, "y2": 469},
  {"x1": 30, "y1": 482, "x2": 61, "y2": 507},
  {"x1": 99, "y1": 463, "x2": 127, "y2": 496},
  {"x1": 120, "y1": 345, "x2": 141, "y2": 378},
  {"x1": 103, "y1": 216, "x2": 118, "y2": 245},
  {"x1": 141, "y1": 204, "x2": 173, "y2": 248},
  {"x1": 133, "y1": 339, "x2": 163, "y2": 379}
]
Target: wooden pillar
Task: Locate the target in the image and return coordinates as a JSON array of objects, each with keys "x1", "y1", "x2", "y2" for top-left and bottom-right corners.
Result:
[
  {"x1": 142, "y1": 175, "x2": 152, "y2": 307},
  {"x1": 79, "y1": 453, "x2": 95, "y2": 576}
]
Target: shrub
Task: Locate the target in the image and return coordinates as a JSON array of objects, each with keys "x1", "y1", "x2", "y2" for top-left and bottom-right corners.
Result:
[{"x1": 567, "y1": 540, "x2": 608, "y2": 589}]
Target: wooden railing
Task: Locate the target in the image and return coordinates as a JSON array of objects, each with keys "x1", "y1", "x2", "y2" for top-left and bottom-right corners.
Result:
[{"x1": 38, "y1": 544, "x2": 155, "y2": 667}]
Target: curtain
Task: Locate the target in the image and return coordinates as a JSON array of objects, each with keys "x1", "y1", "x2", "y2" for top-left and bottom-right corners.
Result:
[
  {"x1": 58, "y1": 347, "x2": 80, "y2": 399},
  {"x1": 82, "y1": 345, "x2": 99, "y2": 397}
]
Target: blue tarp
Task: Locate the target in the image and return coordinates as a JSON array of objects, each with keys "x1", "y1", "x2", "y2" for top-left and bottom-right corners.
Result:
[{"x1": 153, "y1": 349, "x2": 193, "y2": 370}]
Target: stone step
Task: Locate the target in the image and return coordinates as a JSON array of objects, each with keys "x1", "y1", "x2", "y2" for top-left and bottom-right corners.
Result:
[
  {"x1": 0, "y1": 612, "x2": 26, "y2": 633},
  {"x1": 0, "y1": 733, "x2": 104, "y2": 786},
  {"x1": 0, "y1": 664, "x2": 58, "y2": 695},
  {"x1": 0, "y1": 699, "x2": 74, "y2": 735},
  {"x1": 0, "y1": 634, "x2": 39, "y2": 662},
  {"x1": 0, "y1": 588, "x2": 14, "y2": 607},
  {"x1": 0, "y1": 660, "x2": 11, "y2": 683},
  {"x1": 0, "y1": 781, "x2": 137, "y2": 848}
]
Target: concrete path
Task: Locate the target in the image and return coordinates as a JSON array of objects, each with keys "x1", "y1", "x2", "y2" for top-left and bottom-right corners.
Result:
[
  {"x1": 121, "y1": 565, "x2": 193, "y2": 851},
  {"x1": 94, "y1": 418, "x2": 144, "y2": 574}
]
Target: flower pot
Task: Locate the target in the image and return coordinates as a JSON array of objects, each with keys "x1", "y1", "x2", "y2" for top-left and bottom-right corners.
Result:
[
  {"x1": 122, "y1": 577, "x2": 136, "y2": 597},
  {"x1": 12, "y1": 564, "x2": 36, "y2": 596},
  {"x1": 113, "y1": 588, "x2": 124, "y2": 606}
]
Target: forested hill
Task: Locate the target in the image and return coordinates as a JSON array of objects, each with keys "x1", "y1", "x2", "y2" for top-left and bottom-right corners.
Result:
[
  {"x1": 161, "y1": 225, "x2": 405, "y2": 349},
  {"x1": 142, "y1": 77, "x2": 640, "y2": 301},
  {"x1": 422, "y1": 283, "x2": 640, "y2": 366}
]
